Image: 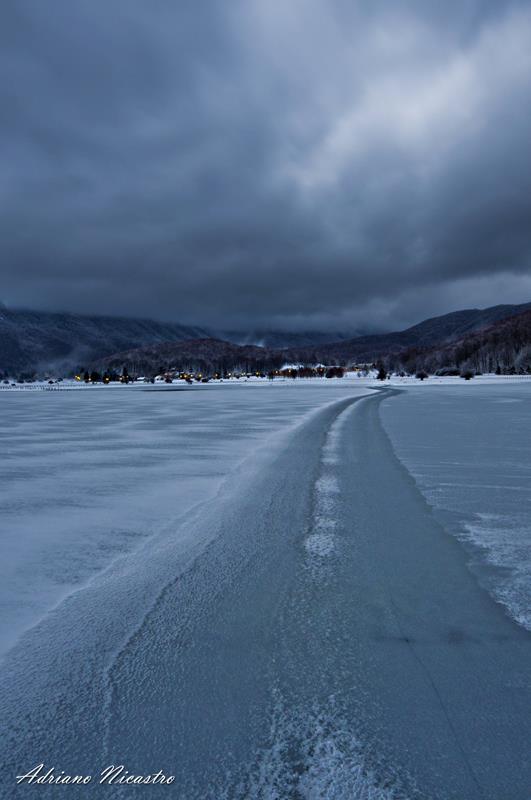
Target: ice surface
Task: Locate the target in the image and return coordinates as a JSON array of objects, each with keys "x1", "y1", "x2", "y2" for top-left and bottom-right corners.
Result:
[
  {"x1": 380, "y1": 382, "x2": 531, "y2": 630},
  {"x1": 0, "y1": 381, "x2": 370, "y2": 657},
  {"x1": 2, "y1": 380, "x2": 531, "y2": 800}
]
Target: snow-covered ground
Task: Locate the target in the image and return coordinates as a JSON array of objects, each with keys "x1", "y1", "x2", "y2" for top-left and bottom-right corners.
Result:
[{"x1": 1, "y1": 378, "x2": 531, "y2": 799}]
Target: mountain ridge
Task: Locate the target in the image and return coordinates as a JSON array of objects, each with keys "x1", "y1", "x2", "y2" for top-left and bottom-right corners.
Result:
[
  {"x1": 87, "y1": 302, "x2": 531, "y2": 377},
  {"x1": 284, "y1": 303, "x2": 531, "y2": 364},
  {"x1": 2, "y1": 301, "x2": 531, "y2": 376},
  {"x1": 383, "y1": 307, "x2": 531, "y2": 375}
]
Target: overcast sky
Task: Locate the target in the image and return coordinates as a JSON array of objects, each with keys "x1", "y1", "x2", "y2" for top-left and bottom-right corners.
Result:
[{"x1": 2, "y1": 0, "x2": 531, "y2": 332}]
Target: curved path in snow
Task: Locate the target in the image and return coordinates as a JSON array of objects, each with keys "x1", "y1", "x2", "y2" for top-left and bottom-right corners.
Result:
[{"x1": 1, "y1": 388, "x2": 531, "y2": 799}]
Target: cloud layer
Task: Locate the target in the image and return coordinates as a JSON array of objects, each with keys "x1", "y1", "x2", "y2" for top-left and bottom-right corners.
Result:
[{"x1": 2, "y1": 0, "x2": 531, "y2": 331}]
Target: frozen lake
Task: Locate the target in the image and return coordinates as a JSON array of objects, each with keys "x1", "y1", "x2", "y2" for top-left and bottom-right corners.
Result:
[
  {"x1": 0, "y1": 381, "x2": 371, "y2": 657},
  {"x1": 381, "y1": 383, "x2": 531, "y2": 631},
  {"x1": 1, "y1": 380, "x2": 531, "y2": 799}
]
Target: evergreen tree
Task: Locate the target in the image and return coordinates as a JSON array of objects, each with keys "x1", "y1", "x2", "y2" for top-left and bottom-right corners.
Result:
[{"x1": 376, "y1": 363, "x2": 386, "y2": 380}]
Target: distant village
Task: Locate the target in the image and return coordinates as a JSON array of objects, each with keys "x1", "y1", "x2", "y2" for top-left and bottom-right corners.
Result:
[
  {"x1": 72, "y1": 364, "x2": 361, "y2": 384},
  {"x1": 1, "y1": 364, "x2": 377, "y2": 387},
  {"x1": 2, "y1": 361, "x2": 494, "y2": 388}
]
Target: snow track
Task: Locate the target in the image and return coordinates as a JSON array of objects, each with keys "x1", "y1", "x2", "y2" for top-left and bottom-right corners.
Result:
[{"x1": 1, "y1": 387, "x2": 531, "y2": 799}]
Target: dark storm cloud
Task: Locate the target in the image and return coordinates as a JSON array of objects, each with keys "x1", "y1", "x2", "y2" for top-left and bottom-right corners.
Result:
[{"x1": 2, "y1": 0, "x2": 531, "y2": 331}]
